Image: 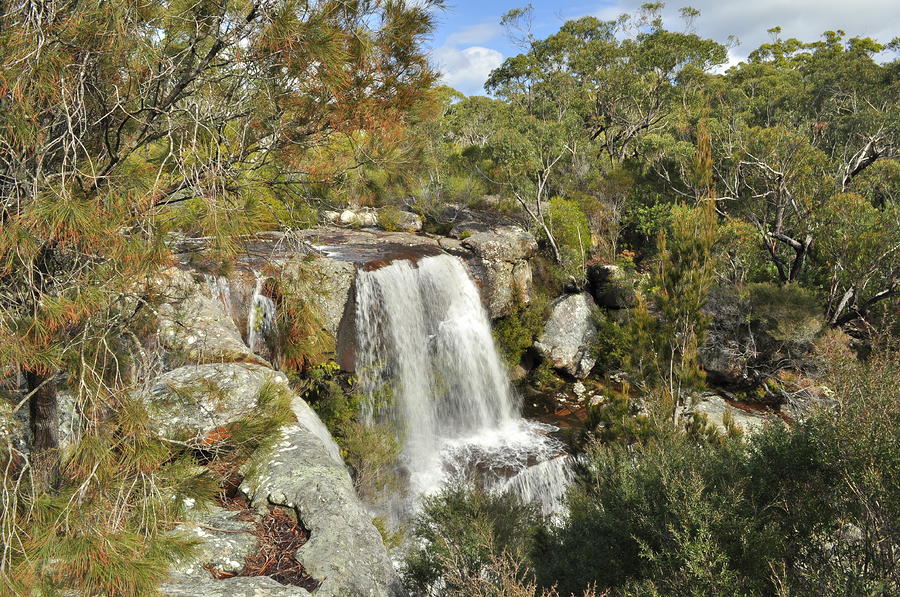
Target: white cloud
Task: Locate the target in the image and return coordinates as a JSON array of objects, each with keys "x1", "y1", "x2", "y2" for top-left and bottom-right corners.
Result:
[
  {"x1": 434, "y1": 45, "x2": 505, "y2": 95},
  {"x1": 446, "y1": 22, "x2": 503, "y2": 46},
  {"x1": 594, "y1": 1, "x2": 900, "y2": 60}
]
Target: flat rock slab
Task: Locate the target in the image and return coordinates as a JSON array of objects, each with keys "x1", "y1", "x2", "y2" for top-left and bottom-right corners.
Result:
[
  {"x1": 296, "y1": 227, "x2": 444, "y2": 270},
  {"x1": 161, "y1": 576, "x2": 311, "y2": 597}
]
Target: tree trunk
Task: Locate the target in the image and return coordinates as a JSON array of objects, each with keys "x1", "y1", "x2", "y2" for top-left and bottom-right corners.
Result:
[{"x1": 24, "y1": 370, "x2": 59, "y2": 488}]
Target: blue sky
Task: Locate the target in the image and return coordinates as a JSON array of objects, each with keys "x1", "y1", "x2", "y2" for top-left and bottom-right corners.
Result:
[{"x1": 428, "y1": 1, "x2": 900, "y2": 96}]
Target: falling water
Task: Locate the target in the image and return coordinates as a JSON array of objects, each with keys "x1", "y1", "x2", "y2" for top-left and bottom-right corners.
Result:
[
  {"x1": 203, "y1": 274, "x2": 234, "y2": 316},
  {"x1": 247, "y1": 273, "x2": 276, "y2": 356},
  {"x1": 497, "y1": 455, "x2": 575, "y2": 518},
  {"x1": 355, "y1": 254, "x2": 568, "y2": 517}
]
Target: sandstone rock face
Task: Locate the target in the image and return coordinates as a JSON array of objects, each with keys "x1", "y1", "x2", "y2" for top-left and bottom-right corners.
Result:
[
  {"x1": 241, "y1": 423, "x2": 403, "y2": 597},
  {"x1": 280, "y1": 256, "x2": 356, "y2": 340},
  {"x1": 155, "y1": 267, "x2": 268, "y2": 366},
  {"x1": 462, "y1": 227, "x2": 538, "y2": 319},
  {"x1": 141, "y1": 362, "x2": 286, "y2": 443},
  {"x1": 148, "y1": 271, "x2": 401, "y2": 597},
  {"x1": 586, "y1": 264, "x2": 636, "y2": 309},
  {"x1": 535, "y1": 293, "x2": 599, "y2": 378}
]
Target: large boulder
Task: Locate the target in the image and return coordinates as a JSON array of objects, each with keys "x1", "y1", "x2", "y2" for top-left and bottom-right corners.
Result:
[
  {"x1": 586, "y1": 264, "x2": 637, "y2": 310},
  {"x1": 462, "y1": 226, "x2": 537, "y2": 262},
  {"x1": 140, "y1": 362, "x2": 286, "y2": 444},
  {"x1": 535, "y1": 293, "x2": 599, "y2": 378},
  {"x1": 241, "y1": 423, "x2": 403, "y2": 597},
  {"x1": 462, "y1": 227, "x2": 538, "y2": 319}
]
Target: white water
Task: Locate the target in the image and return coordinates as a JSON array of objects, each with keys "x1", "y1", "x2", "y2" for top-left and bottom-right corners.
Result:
[
  {"x1": 498, "y1": 455, "x2": 575, "y2": 518},
  {"x1": 203, "y1": 274, "x2": 234, "y2": 316},
  {"x1": 247, "y1": 273, "x2": 276, "y2": 356},
  {"x1": 355, "y1": 254, "x2": 569, "y2": 517}
]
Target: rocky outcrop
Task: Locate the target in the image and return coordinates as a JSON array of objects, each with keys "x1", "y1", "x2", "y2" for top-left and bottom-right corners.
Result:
[
  {"x1": 138, "y1": 271, "x2": 402, "y2": 595},
  {"x1": 682, "y1": 393, "x2": 773, "y2": 436},
  {"x1": 535, "y1": 293, "x2": 599, "y2": 378},
  {"x1": 586, "y1": 264, "x2": 637, "y2": 310},
  {"x1": 156, "y1": 268, "x2": 269, "y2": 367},
  {"x1": 141, "y1": 362, "x2": 285, "y2": 444},
  {"x1": 462, "y1": 227, "x2": 538, "y2": 319},
  {"x1": 241, "y1": 421, "x2": 401, "y2": 597}
]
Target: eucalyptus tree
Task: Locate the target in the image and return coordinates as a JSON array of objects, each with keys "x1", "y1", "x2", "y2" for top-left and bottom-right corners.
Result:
[
  {"x1": 479, "y1": 4, "x2": 726, "y2": 261},
  {"x1": 713, "y1": 30, "x2": 899, "y2": 313}
]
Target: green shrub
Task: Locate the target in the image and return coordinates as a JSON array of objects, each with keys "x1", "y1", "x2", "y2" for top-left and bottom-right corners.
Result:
[
  {"x1": 547, "y1": 197, "x2": 591, "y2": 281},
  {"x1": 535, "y1": 350, "x2": 900, "y2": 596},
  {"x1": 377, "y1": 205, "x2": 405, "y2": 232},
  {"x1": 402, "y1": 485, "x2": 540, "y2": 596},
  {"x1": 591, "y1": 310, "x2": 633, "y2": 374},
  {"x1": 493, "y1": 292, "x2": 547, "y2": 367}
]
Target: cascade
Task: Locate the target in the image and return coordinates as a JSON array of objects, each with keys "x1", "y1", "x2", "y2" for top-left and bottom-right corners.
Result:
[
  {"x1": 355, "y1": 254, "x2": 569, "y2": 518},
  {"x1": 204, "y1": 274, "x2": 234, "y2": 316},
  {"x1": 247, "y1": 273, "x2": 276, "y2": 355},
  {"x1": 497, "y1": 455, "x2": 575, "y2": 518}
]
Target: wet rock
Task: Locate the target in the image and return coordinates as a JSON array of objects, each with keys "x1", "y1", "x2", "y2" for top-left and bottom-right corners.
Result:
[
  {"x1": 241, "y1": 423, "x2": 403, "y2": 597},
  {"x1": 140, "y1": 362, "x2": 287, "y2": 443},
  {"x1": 586, "y1": 264, "x2": 636, "y2": 309},
  {"x1": 535, "y1": 293, "x2": 599, "y2": 378}
]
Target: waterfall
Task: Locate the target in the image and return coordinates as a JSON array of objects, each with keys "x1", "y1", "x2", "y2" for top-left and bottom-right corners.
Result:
[
  {"x1": 355, "y1": 254, "x2": 569, "y2": 517},
  {"x1": 497, "y1": 455, "x2": 575, "y2": 518},
  {"x1": 247, "y1": 273, "x2": 276, "y2": 356},
  {"x1": 203, "y1": 274, "x2": 234, "y2": 316}
]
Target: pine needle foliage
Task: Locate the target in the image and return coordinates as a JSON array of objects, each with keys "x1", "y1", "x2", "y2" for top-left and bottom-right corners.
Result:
[{"x1": 1, "y1": 0, "x2": 441, "y2": 593}]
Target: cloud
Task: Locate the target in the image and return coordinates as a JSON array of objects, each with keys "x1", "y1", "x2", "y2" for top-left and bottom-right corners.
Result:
[
  {"x1": 446, "y1": 22, "x2": 503, "y2": 46},
  {"x1": 594, "y1": 1, "x2": 900, "y2": 60},
  {"x1": 434, "y1": 45, "x2": 505, "y2": 95}
]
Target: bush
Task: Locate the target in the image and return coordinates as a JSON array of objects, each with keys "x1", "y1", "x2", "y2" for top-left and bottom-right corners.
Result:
[
  {"x1": 493, "y1": 293, "x2": 548, "y2": 367},
  {"x1": 403, "y1": 485, "x2": 540, "y2": 597},
  {"x1": 377, "y1": 205, "x2": 405, "y2": 232},
  {"x1": 534, "y1": 349, "x2": 900, "y2": 596},
  {"x1": 547, "y1": 197, "x2": 591, "y2": 281}
]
